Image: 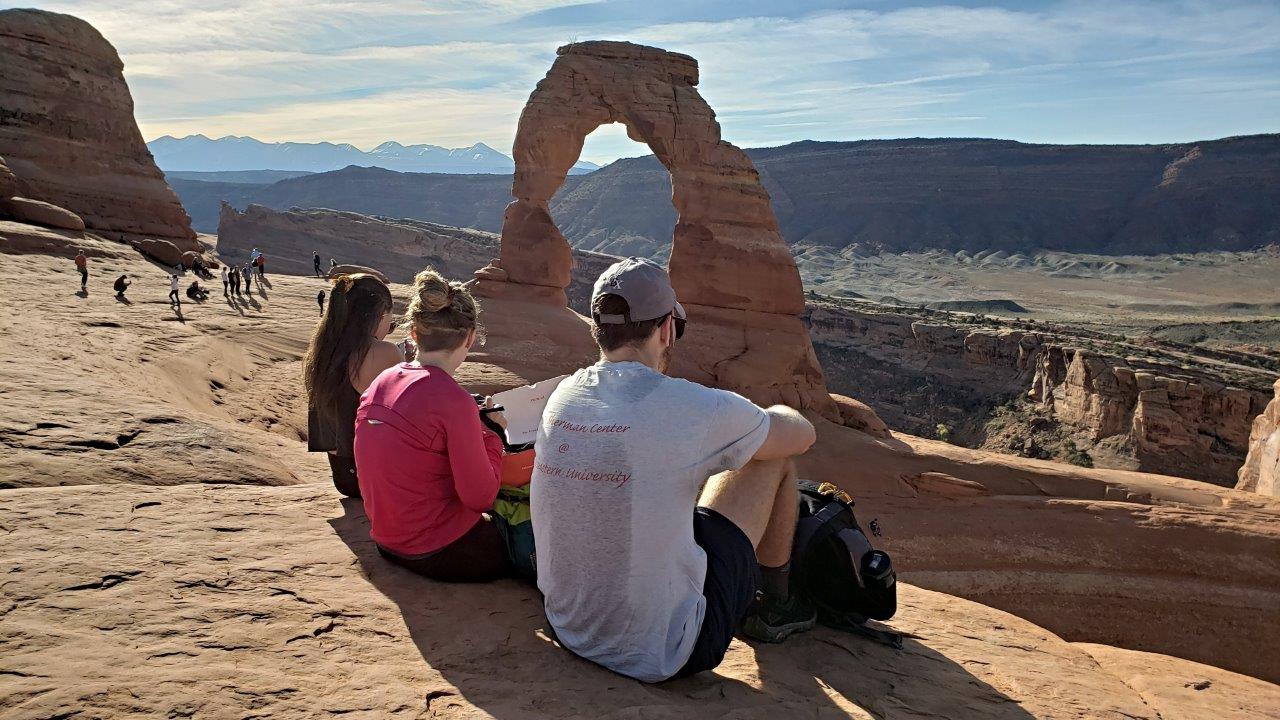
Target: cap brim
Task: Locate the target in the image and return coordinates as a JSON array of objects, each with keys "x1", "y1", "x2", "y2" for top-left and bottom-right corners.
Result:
[{"x1": 674, "y1": 301, "x2": 686, "y2": 320}]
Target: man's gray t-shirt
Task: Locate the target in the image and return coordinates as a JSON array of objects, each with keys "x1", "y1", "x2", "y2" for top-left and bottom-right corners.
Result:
[{"x1": 531, "y1": 360, "x2": 770, "y2": 682}]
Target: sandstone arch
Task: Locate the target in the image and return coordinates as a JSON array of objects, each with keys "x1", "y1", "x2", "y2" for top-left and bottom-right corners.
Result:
[{"x1": 478, "y1": 41, "x2": 836, "y2": 417}]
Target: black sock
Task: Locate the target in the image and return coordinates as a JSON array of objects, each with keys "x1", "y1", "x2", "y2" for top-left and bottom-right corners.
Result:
[{"x1": 759, "y1": 562, "x2": 791, "y2": 601}]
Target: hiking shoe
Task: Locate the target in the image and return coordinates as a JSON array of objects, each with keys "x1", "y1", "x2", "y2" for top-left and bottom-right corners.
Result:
[{"x1": 740, "y1": 593, "x2": 816, "y2": 643}]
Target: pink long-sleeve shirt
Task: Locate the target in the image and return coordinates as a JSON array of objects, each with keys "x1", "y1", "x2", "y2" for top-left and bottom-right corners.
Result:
[{"x1": 354, "y1": 363, "x2": 503, "y2": 556}]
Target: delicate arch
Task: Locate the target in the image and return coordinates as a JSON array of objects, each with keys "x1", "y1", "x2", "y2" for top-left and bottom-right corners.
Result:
[
  {"x1": 497, "y1": 41, "x2": 804, "y2": 316},
  {"x1": 488, "y1": 40, "x2": 835, "y2": 418}
]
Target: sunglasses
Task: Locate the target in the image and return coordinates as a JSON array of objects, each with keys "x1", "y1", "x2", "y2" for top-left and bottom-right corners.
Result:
[{"x1": 672, "y1": 314, "x2": 686, "y2": 340}]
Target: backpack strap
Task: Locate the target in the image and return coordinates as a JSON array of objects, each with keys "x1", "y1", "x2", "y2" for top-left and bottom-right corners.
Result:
[{"x1": 792, "y1": 499, "x2": 847, "y2": 566}]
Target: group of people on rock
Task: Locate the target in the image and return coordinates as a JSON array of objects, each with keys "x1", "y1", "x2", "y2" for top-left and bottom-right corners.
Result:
[{"x1": 303, "y1": 258, "x2": 819, "y2": 683}]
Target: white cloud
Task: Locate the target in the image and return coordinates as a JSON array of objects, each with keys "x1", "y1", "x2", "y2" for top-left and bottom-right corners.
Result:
[{"x1": 5, "y1": 0, "x2": 1276, "y2": 162}]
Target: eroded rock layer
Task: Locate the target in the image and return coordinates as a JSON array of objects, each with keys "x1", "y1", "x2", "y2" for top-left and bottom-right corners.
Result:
[
  {"x1": 0, "y1": 9, "x2": 194, "y2": 243},
  {"x1": 1238, "y1": 379, "x2": 1280, "y2": 497},
  {"x1": 807, "y1": 301, "x2": 1276, "y2": 485},
  {"x1": 479, "y1": 40, "x2": 835, "y2": 418}
]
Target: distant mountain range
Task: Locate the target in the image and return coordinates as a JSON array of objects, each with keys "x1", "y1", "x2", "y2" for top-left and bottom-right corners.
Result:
[
  {"x1": 147, "y1": 134, "x2": 600, "y2": 175},
  {"x1": 168, "y1": 134, "x2": 1280, "y2": 256}
]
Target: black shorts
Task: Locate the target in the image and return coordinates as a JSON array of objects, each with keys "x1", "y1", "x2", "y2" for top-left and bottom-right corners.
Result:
[{"x1": 673, "y1": 507, "x2": 759, "y2": 679}]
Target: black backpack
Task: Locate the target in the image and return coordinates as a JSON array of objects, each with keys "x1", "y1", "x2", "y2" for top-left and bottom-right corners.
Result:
[{"x1": 791, "y1": 480, "x2": 902, "y2": 648}]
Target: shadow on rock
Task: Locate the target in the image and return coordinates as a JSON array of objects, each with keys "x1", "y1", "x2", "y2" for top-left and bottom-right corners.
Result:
[{"x1": 329, "y1": 499, "x2": 1034, "y2": 718}]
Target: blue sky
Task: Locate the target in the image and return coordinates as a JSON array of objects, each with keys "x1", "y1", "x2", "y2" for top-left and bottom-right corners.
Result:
[{"x1": 8, "y1": 0, "x2": 1279, "y2": 163}]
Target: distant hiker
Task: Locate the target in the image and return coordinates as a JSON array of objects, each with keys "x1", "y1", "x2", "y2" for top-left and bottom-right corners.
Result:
[
  {"x1": 329, "y1": 258, "x2": 337, "y2": 273},
  {"x1": 229, "y1": 264, "x2": 240, "y2": 295},
  {"x1": 313, "y1": 251, "x2": 322, "y2": 277},
  {"x1": 168, "y1": 275, "x2": 181, "y2": 306},
  {"x1": 74, "y1": 250, "x2": 88, "y2": 290},
  {"x1": 113, "y1": 274, "x2": 131, "y2": 300},
  {"x1": 317, "y1": 289, "x2": 326, "y2": 315},
  {"x1": 255, "y1": 253, "x2": 266, "y2": 278},
  {"x1": 532, "y1": 258, "x2": 818, "y2": 682},
  {"x1": 354, "y1": 269, "x2": 510, "y2": 581},
  {"x1": 303, "y1": 273, "x2": 405, "y2": 498},
  {"x1": 220, "y1": 265, "x2": 229, "y2": 296},
  {"x1": 242, "y1": 263, "x2": 253, "y2": 293},
  {"x1": 186, "y1": 280, "x2": 208, "y2": 302}
]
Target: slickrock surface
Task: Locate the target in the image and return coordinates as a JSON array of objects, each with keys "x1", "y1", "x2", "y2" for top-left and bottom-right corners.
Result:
[
  {"x1": 1, "y1": 480, "x2": 1266, "y2": 720},
  {"x1": 0, "y1": 9, "x2": 195, "y2": 244},
  {"x1": 217, "y1": 204, "x2": 617, "y2": 314},
  {"x1": 479, "y1": 40, "x2": 835, "y2": 419},
  {"x1": 1238, "y1": 379, "x2": 1280, "y2": 497},
  {"x1": 0, "y1": 247, "x2": 326, "y2": 490},
  {"x1": 1076, "y1": 643, "x2": 1280, "y2": 720},
  {"x1": 2, "y1": 242, "x2": 1278, "y2": 714}
]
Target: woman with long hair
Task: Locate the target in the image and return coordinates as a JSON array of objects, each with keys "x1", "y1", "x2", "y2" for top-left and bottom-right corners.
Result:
[
  {"x1": 303, "y1": 273, "x2": 404, "y2": 497},
  {"x1": 354, "y1": 268, "x2": 511, "y2": 582}
]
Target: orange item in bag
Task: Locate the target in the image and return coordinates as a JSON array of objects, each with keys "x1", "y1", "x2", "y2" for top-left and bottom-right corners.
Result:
[{"x1": 501, "y1": 448, "x2": 536, "y2": 487}]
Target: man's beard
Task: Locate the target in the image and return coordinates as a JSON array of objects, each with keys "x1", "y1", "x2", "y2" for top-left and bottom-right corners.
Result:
[{"x1": 658, "y1": 344, "x2": 673, "y2": 374}]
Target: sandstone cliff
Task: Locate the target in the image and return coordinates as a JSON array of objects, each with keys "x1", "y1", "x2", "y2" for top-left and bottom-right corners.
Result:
[
  {"x1": 1237, "y1": 379, "x2": 1280, "y2": 497},
  {"x1": 0, "y1": 9, "x2": 194, "y2": 244},
  {"x1": 215, "y1": 203, "x2": 618, "y2": 314},
  {"x1": 807, "y1": 301, "x2": 1275, "y2": 485}
]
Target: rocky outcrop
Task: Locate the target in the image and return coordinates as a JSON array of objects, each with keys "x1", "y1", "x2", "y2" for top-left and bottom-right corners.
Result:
[
  {"x1": 0, "y1": 155, "x2": 16, "y2": 199},
  {"x1": 1237, "y1": 379, "x2": 1280, "y2": 497},
  {"x1": 0, "y1": 9, "x2": 195, "y2": 243},
  {"x1": 216, "y1": 204, "x2": 617, "y2": 314},
  {"x1": 476, "y1": 40, "x2": 836, "y2": 419},
  {"x1": 0, "y1": 196, "x2": 84, "y2": 231},
  {"x1": 807, "y1": 302, "x2": 1275, "y2": 485}
]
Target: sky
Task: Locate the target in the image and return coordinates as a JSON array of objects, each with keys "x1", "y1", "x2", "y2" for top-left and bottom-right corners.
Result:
[{"x1": 6, "y1": 0, "x2": 1278, "y2": 164}]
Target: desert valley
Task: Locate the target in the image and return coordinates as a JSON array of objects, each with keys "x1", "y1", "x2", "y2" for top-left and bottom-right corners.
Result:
[{"x1": 1, "y1": 7, "x2": 1279, "y2": 719}]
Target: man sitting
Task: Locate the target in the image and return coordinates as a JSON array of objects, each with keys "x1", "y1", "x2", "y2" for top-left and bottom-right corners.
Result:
[{"x1": 531, "y1": 257, "x2": 818, "y2": 683}]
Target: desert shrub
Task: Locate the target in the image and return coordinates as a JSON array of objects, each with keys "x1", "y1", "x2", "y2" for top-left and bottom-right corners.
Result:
[
  {"x1": 1064, "y1": 441, "x2": 1094, "y2": 468},
  {"x1": 935, "y1": 423, "x2": 952, "y2": 443}
]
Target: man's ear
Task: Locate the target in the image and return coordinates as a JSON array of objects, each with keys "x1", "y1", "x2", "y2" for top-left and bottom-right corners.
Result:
[{"x1": 660, "y1": 316, "x2": 674, "y2": 347}]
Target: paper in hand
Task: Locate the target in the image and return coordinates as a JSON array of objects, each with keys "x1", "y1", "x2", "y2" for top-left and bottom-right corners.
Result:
[{"x1": 491, "y1": 375, "x2": 569, "y2": 446}]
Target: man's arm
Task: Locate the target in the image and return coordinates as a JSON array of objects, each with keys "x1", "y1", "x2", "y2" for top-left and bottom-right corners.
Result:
[{"x1": 752, "y1": 405, "x2": 816, "y2": 461}]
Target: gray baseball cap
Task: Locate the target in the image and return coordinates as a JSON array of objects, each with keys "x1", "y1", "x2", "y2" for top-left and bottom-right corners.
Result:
[{"x1": 591, "y1": 257, "x2": 686, "y2": 324}]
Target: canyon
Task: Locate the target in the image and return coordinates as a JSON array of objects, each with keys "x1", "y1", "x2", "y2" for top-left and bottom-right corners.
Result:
[{"x1": 1, "y1": 11, "x2": 1278, "y2": 717}]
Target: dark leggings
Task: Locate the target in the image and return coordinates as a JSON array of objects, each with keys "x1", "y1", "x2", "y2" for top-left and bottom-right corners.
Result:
[
  {"x1": 327, "y1": 454, "x2": 361, "y2": 498},
  {"x1": 377, "y1": 516, "x2": 510, "y2": 583}
]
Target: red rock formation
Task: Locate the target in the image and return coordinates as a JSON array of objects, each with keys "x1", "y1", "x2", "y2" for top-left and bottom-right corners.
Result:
[
  {"x1": 1238, "y1": 379, "x2": 1280, "y2": 497},
  {"x1": 807, "y1": 303, "x2": 1273, "y2": 484},
  {"x1": 0, "y1": 197, "x2": 84, "y2": 231},
  {"x1": 0, "y1": 9, "x2": 195, "y2": 244},
  {"x1": 476, "y1": 40, "x2": 836, "y2": 418}
]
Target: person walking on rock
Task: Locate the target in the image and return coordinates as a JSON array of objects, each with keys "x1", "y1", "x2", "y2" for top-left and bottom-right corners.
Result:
[
  {"x1": 113, "y1": 274, "x2": 131, "y2": 300},
  {"x1": 314, "y1": 251, "x2": 322, "y2": 277},
  {"x1": 74, "y1": 250, "x2": 88, "y2": 291},
  {"x1": 532, "y1": 258, "x2": 819, "y2": 683},
  {"x1": 242, "y1": 263, "x2": 253, "y2": 294},
  {"x1": 228, "y1": 263, "x2": 240, "y2": 296},
  {"x1": 168, "y1": 274, "x2": 181, "y2": 307},
  {"x1": 220, "y1": 265, "x2": 229, "y2": 296},
  {"x1": 255, "y1": 252, "x2": 266, "y2": 279},
  {"x1": 317, "y1": 289, "x2": 326, "y2": 315}
]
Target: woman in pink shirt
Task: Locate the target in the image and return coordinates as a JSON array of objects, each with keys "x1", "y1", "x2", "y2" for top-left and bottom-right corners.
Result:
[{"x1": 354, "y1": 268, "x2": 511, "y2": 582}]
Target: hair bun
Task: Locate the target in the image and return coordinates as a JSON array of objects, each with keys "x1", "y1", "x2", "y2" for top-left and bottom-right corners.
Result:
[{"x1": 413, "y1": 268, "x2": 454, "y2": 313}]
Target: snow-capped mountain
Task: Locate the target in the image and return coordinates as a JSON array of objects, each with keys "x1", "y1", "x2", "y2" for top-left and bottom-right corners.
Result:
[{"x1": 147, "y1": 135, "x2": 599, "y2": 175}]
